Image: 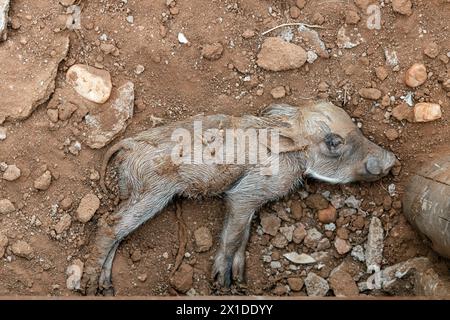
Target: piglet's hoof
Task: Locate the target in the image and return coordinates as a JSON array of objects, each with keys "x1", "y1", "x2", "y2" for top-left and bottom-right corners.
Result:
[
  {"x1": 212, "y1": 255, "x2": 233, "y2": 288},
  {"x1": 99, "y1": 286, "x2": 115, "y2": 297},
  {"x1": 81, "y1": 266, "x2": 101, "y2": 296}
]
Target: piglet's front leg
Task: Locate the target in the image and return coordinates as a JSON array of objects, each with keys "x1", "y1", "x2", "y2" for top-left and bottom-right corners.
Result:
[
  {"x1": 212, "y1": 196, "x2": 256, "y2": 288},
  {"x1": 213, "y1": 159, "x2": 302, "y2": 287}
]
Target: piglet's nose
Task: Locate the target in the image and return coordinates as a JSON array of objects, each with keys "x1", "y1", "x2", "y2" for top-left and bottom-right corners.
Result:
[{"x1": 365, "y1": 157, "x2": 382, "y2": 175}]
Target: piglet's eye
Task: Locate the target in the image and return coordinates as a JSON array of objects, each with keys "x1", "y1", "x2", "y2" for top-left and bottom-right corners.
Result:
[{"x1": 324, "y1": 133, "x2": 344, "y2": 151}]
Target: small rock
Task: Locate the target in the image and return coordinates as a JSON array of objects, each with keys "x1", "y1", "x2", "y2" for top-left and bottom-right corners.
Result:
[
  {"x1": 66, "y1": 259, "x2": 84, "y2": 291},
  {"x1": 283, "y1": 252, "x2": 316, "y2": 264},
  {"x1": 257, "y1": 37, "x2": 307, "y2": 72},
  {"x1": 60, "y1": 197, "x2": 73, "y2": 210},
  {"x1": 290, "y1": 201, "x2": 303, "y2": 219},
  {"x1": 58, "y1": 102, "x2": 77, "y2": 121},
  {"x1": 0, "y1": 199, "x2": 15, "y2": 214},
  {"x1": 0, "y1": 0, "x2": 10, "y2": 41},
  {"x1": 138, "y1": 274, "x2": 148, "y2": 282},
  {"x1": 170, "y1": 263, "x2": 193, "y2": 293},
  {"x1": 392, "y1": 0, "x2": 412, "y2": 16},
  {"x1": 169, "y1": 6, "x2": 179, "y2": 15},
  {"x1": 323, "y1": 223, "x2": 336, "y2": 232},
  {"x1": 385, "y1": 128, "x2": 399, "y2": 141},
  {"x1": 60, "y1": 0, "x2": 76, "y2": 5},
  {"x1": 317, "y1": 81, "x2": 329, "y2": 92},
  {"x1": 231, "y1": 54, "x2": 251, "y2": 74},
  {"x1": 304, "y1": 273, "x2": 329, "y2": 296},
  {"x1": 34, "y1": 170, "x2": 52, "y2": 191},
  {"x1": 311, "y1": 12, "x2": 324, "y2": 25},
  {"x1": 66, "y1": 64, "x2": 112, "y2": 104},
  {"x1": 0, "y1": 233, "x2": 8, "y2": 258},
  {"x1": 272, "y1": 285, "x2": 288, "y2": 296},
  {"x1": 305, "y1": 194, "x2": 329, "y2": 210},
  {"x1": 242, "y1": 29, "x2": 255, "y2": 39},
  {"x1": 131, "y1": 249, "x2": 142, "y2": 262},
  {"x1": 352, "y1": 215, "x2": 365, "y2": 230},
  {"x1": 439, "y1": 54, "x2": 450, "y2": 64},
  {"x1": 413, "y1": 103, "x2": 442, "y2": 122},
  {"x1": 306, "y1": 51, "x2": 318, "y2": 64},
  {"x1": 384, "y1": 49, "x2": 399, "y2": 67},
  {"x1": 126, "y1": 15, "x2": 134, "y2": 24},
  {"x1": 354, "y1": 0, "x2": 370, "y2": 10},
  {"x1": 392, "y1": 103, "x2": 414, "y2": 122},
  {"x1": 69, "y1": 141, "x2": 82, "y2": 155},
  {"x1": 375, "y1": 66, "x2": 389, "y2": 81},
  {"x1": 293, "y1": 224, "x2": 307, "y2": 244},
  {"x1": 330, "y1": 194, "x2": 345, "y2": 209},
  {"x1": 381, "y1": 95, "x2": 391, "y2": 108},
  {"x1": 329, "y1": 267, "x2": 359, "y2": 297},
  {"x1": 271, "y1": 234, "x2": 288, "y2": 248},
  {"x1": 100, "y1": 43, "x2": 118, "y2": 55},
  {"x1": 345, "y1": 10, "x2": 360, "y2": 24},
  {"x1": 279, "y1": 225, "x2": 295, "y2": 242},
  {"x1": 201, "y1": 43, "x2": 224, "y2": 61},
  {"x1": 55, "y1": 214, "x2": 72, "y2": 234},
  {"x1": 289, "y1": 6, "x2": 301, "y2": 19},
  {"x1": 392, "y1": 200, "x2": 402, "y2": 210},
  {"x1": 76, "y1": 193, "x2": 100, "y2": 223},
  {"x1": 134, "y1": 64, "x2": 145, "y2": 75},
  {"x1": 287, "y1": 277, "x2": 304, "y2": 291},
  {"x1": 345, "y1": 196, "x2": 361, "y2": 209},
  {"x1": 270, "y1": 261, "x2": 282, "y2": 269},
  {"x1": 359, "y1": 88, "x2": 382, "y2": 100},
  {"x1": 3, "y1": 165, "x2": 21, "y2": 181},
  {"x1": 270, "y1": 86, "x2": 286, "y2": 99},
  {"x1": 47, "y1": 109, "x2": 59, "y2": 123},
  {"x1": 351, "y1": 245, "x2": 366, "y2": 262},
  {"x1": 334, "y1": 237, "x2": 352, "y2": 255},
  {"x1": 296, "y1": 0, "x2": 306, "y2": 9},
  {"x1": 366, "y1": 217, "x2": 384, "y2": 273},
  {"x1": 194, "y1": 227, "x2": 213, "y2": 252},
  {"x1": 177, "y1": 32, "x2": 188, "y2": 44},
  {"x1": 336, "y1": 227, "x2": 349, "y2": 240},
  {"x1": 84, "y1": 81, "x2": 134, "y2": 149},
  {"x1": 317, "y1": 205, "x2": 337, "y2": 223},
  {"x1": 11, "y1": 240, "x2": 33, "y2": 259},
  {"x1": 404, "y1": 63, "x2": 427, "y2": 88},
  {"x1": 304, "y1": 228, "x2": 322, "y2": 249},
  {"x1": 0, "y1": 127, "x2": 6, "y2": 140},
  {"x1": 442, "y1": 79, "x2": 450, "y2": 92},
  {"x1": 336, "y1": 26, "x2": 360, "y2": 49},
  {"x1": 423, "y1": 41, "x2": 440, "y2": 59},
  {"x1": 89, "y1": 169, "x2": 100, "y2": 181},
  {"x1": 317, "y1": 237, "x2": 331, "y2": 250},
  {"x1": 260, "y1": 213, "x2": 281, "y2": 236}
]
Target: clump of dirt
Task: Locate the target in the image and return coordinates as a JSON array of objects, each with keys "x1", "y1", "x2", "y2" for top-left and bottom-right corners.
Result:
[{"x1": 0, "y1": 0, "x2": 449, "y2": 297}]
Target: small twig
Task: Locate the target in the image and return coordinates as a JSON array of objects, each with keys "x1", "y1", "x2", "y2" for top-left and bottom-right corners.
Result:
[
  {"x1": 262, "y1": 23, "x2": 326, "y2": 36},
  {"x1": 171, "y1": 202, "x2": 188, "y2": 276}
]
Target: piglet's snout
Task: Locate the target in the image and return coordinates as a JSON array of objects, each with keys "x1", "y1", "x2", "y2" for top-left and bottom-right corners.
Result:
[{"x1": 365, "y1": 151, "x2": 396, "y2": 177}]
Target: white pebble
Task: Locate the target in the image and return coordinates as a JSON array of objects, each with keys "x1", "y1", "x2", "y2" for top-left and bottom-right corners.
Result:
[
  {"x1": 0, "y1": 127, "x2": 6, "y2": 140},
  {"x1": 178, "y1": 32, "x2": 188, "y2": 44}
]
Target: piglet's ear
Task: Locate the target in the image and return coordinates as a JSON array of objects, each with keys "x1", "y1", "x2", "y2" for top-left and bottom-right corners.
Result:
[
  {"x1": 260, "y1": 123, "x2": 309, "y2": 154},
  {"x1": 277, "y1": 125, "x2": 310, "y2": 153}
]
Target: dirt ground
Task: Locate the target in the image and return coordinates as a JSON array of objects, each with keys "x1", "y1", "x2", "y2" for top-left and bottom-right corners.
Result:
[{"x1": 0, "y1": 0, "x2": 449, "y2": 297}]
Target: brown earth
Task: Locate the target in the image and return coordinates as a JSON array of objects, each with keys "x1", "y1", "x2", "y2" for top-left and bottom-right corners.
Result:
[{"x1": 0, "y1": 0, "x2": 449, "y2": 297}]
